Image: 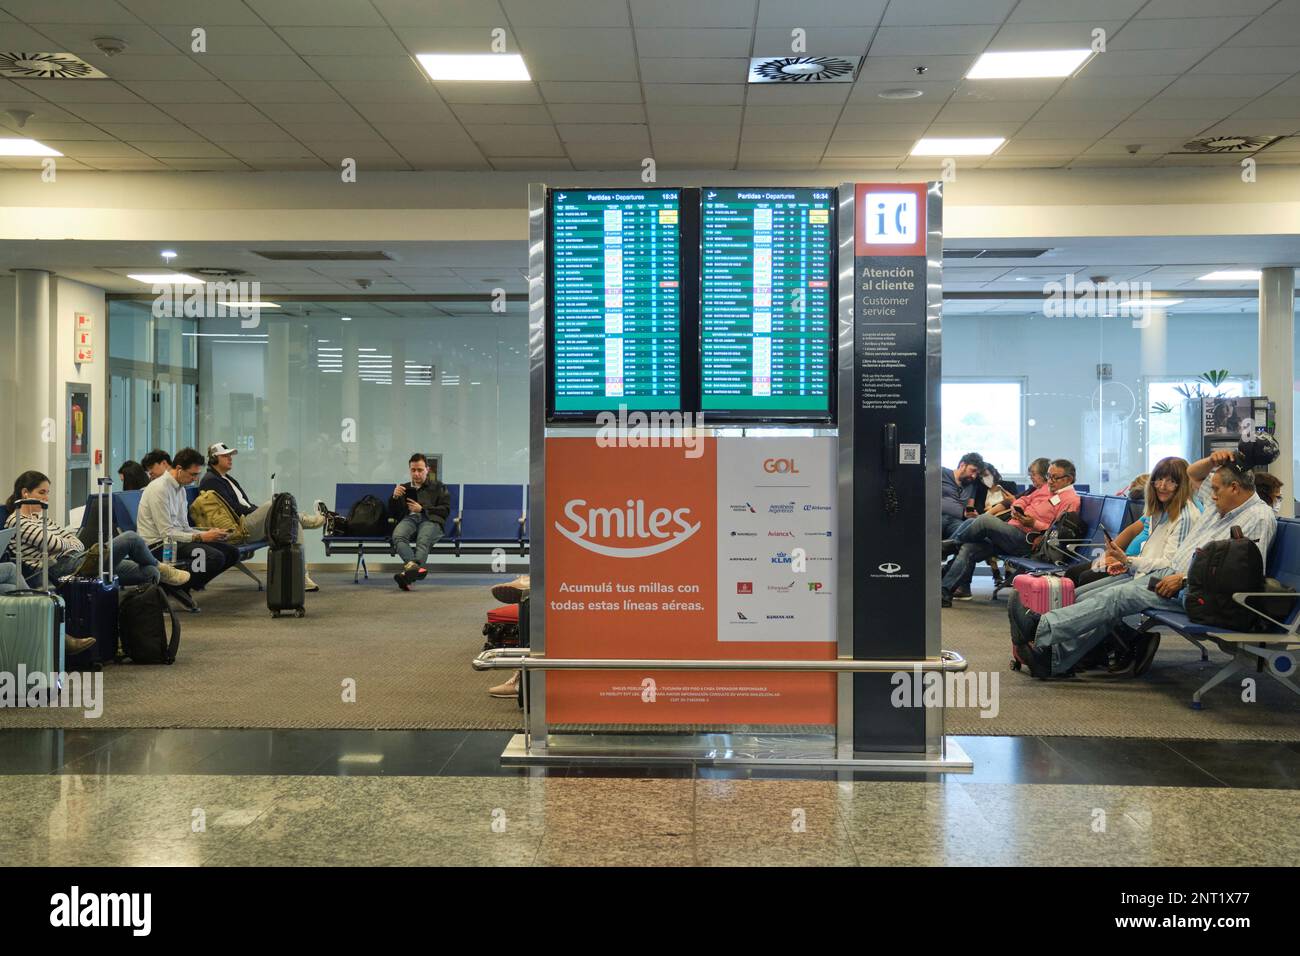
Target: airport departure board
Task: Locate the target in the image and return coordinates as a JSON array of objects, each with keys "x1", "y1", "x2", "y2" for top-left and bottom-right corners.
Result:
[
  {"x1": 700, "y1": 187, "x2": 834, "y2": 419},
  {"x1": 549, "y1": 189, "x2": 682, "y2": 417}
]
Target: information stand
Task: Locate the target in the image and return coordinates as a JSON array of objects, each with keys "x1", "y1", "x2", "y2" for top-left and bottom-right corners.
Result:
[{"x1": 476, "y1": 182, "x2": 970, "y2": 770}]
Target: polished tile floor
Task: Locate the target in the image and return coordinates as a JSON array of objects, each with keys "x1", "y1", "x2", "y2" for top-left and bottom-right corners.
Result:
[{"x1": 1, "y1": 730, "x2": 1297, "y2": 866}]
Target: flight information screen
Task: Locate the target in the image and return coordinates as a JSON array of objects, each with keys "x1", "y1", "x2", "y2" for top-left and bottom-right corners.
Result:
[
  {"x1": 700, "y1": 187, "x2": 834, "y2": 420},
  {"x1": 548, "y1": 188, "x2": 682, "y2": 417}
]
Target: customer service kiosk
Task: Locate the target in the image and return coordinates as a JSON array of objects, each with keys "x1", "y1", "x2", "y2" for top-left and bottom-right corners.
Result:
[{"x1": 472, "y1": 182, "x2": 969, "y2": 769}]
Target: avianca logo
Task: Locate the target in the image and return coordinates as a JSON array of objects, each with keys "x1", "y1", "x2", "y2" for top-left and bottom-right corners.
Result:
[{"x1": 555, "y1": 498, "x2": 700, "y2": 558}]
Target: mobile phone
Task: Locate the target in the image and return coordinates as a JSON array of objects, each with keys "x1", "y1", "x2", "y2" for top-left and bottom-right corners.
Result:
[
  {"x1": 1100, "y1": 523, "x2": 1114, "y2": 544},
  {"x1": 1147, "y1": 576, "x2": 1161, "y2": 592}
]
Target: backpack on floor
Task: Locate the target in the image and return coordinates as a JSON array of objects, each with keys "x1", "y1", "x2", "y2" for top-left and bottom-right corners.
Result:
[
  {"x1": 266, "y1": 492, "x2": 299, "y2": 549},
  {"x1": 189, "y1": 489, "x2": 249, "y2": 544},
  {"x1": 118, "y1": 583, "x2": 181, "y2": 664},
  {"x1": 343, "y1": 494, "x2": 389, "y2": 537},
  {"x1": 1185, "y1": 526, "x2": 1264, "y2": 632}
]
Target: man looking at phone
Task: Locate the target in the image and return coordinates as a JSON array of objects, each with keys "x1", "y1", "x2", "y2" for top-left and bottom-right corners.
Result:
[
  {"x1": 1010, "y1": 451, "x2": 1276, "y2": 678},
  {"x1": 942, "y1": 459, "x2": 1080, "y2": 606},
  {"x1": 390, "y1": 453, "x2": 452, "y2": 590},
  {"x1": 941, "y1": 452, "x2": 985, "y2": 538},
  {"x1": 137, "y1": 446, "x2": 240, "y2": 593}
]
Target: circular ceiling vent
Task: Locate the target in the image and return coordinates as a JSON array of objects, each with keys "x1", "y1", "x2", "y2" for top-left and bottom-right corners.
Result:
[
  {"x1": 1181, "y1": 134, "x2": 1280, "y2": 153},
  {"x1": 0, "y1": 52, "x2": 108, "y2": 79},
  {"x1": 748, "y1": 56, "x2": 861, "y2": 84},
  {"x1": 190, "y1": 267, "x2": 248, "y2": 278}
]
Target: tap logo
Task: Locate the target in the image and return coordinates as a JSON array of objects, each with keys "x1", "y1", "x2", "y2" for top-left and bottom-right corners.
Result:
[
  {"x1": 808, "y1": 582, "x2": 824, "y2": 592},
  {"x1": 555, "y1": 498, "x2": 699, "y2": 558}
]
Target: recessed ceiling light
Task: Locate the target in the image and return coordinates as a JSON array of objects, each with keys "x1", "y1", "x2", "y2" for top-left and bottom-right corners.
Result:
[
  {"x1": 160, "y1": 250, "x2": 177, "y2": 260},
  {"x1": 228, "y1": 301, "x2": 280, "y2": 309},
  {"x1": 911, "y1": 137, "x2": 1005, "y2": 156},
  {"x1": 415, "y1": 53, "x2": 530, "y2": 82},
  {"x1": 0, "y1": 138, "x2": 61, "y2": 156},
  {"x1": 127, "y1": 272, "x2": 203, "y2": 284},
  {"x1": 1198, "y1": 270, "x2": 1261, "y2": 281},
  {"x1": 340, "y1": 316, "x2": 352, "y2": 321},
  {"x1": 1119, "y1": 298, "x2": 1183, "y2": 308},
  {"x1": 878, "y1": 88, "x2": 924, "y2": 99},
  {"x1": 966, "y1": 49, "x2": 1093, "y2": 80}
]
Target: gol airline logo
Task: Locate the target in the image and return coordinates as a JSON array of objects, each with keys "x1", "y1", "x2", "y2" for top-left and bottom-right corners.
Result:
[
  {"x1": 763, "y1": 458, "x2": 799, "y2": 474},
  {"x1": 556, "y1": 497, "x2": 700, "y2": 558}
]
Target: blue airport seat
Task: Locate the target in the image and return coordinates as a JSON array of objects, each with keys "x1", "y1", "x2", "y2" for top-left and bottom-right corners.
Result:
[
  {"x1": 324, "y1": 481, "x2": 459, "y2": 582},
  {"x1": 991, "y1": 494, "x2": 1114, "y2": 598},
  {"x1": 458, "y1": 483, "x2": 528, "y2": 555}
]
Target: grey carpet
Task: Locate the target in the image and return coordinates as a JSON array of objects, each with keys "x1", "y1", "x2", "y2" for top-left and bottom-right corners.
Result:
[{"x1": 2, "y1": 575, "x2": 1296, "y2": 740}]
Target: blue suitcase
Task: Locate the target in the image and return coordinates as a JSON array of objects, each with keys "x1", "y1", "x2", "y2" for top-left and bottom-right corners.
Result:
[
  {"x1": 0, "y1": 499, "x2": 66, "y2": 687},
  {"x1": 58, "y1": 478, "x2": 119, "y2": 669}
]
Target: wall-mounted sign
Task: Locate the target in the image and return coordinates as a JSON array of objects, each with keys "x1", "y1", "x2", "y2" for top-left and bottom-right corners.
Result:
[{"x1": 74, "y1": 312, "x2": 94, "y2": 363}]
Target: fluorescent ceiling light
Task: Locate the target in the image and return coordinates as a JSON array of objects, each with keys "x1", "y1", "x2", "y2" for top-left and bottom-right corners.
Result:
[
  {"x1": 911, "y1": 137, "x2": 1005, "y2": 156},
  {"x1": 966, "y1": 49, "x2": 1093, "y2": 80},
  {"x1": 216, "y1": 301, "x2": 280, "y2": 308},
  {"x1": 1198, "y1": 270, "x2": 1260, "y2": 281},
  {"x1": 128, "y1": 272, "x2": 203, "y2": 284},
  {"x1": 1119, "y1": 298, "x2": 1183, "y2": 308},
  {"x1": 415, "y1": 53, "x2": 530, "y2": 82},
  {"x1": 0, "y1": 138, "x2": 61, "y2": 156}
]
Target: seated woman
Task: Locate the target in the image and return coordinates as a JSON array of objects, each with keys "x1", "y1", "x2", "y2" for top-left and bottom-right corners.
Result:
[
  {"x1": 1254, "y1": 472, "x2": 1284, "y2": 512},
  {"x1": 1063, "y1": 457, "x2": 1199, "y2": 593},
  {"x1": 4, "y1": 470, "x2": 190, "y2": 589},
  {"x1": 117, "y1": 460, "x2": 150, "y2": 492}
]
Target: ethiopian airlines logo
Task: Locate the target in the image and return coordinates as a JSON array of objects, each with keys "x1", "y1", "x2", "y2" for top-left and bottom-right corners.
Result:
[{"x1": 555, "y1": 498, "x2": 700, "y2": 558}]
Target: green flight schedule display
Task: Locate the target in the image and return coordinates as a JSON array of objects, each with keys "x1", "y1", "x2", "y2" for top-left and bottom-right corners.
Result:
[
  {"x1": 549, "y1": 189, "x2": 682, "y2": 417},
  {"x1": 700, "y1": 187, "x2": 834, "y2": 420}
]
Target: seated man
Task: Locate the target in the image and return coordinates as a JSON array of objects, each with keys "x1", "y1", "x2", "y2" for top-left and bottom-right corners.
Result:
[
  {"x1": 390, "y1": 453, "x2": 451, "y2": 591},
  {"x1": 137, "y1": 447, "x2": 239, "y2": 595},
  {"x1": 941, "y1": 452, "x2": 984, "y2": 539},
  {"x1": 1010, "y1": 452, "x2": 1276, "y2": 679},
  {"x1": 942, "y1": 458, "x2": 1080, "y2": 605},
  {"x1": 198, "y1": 442, "x2": 326, "y2": 591},
  {"x1": 140, "y1": 448, "x2": 172, "y2": 481}
]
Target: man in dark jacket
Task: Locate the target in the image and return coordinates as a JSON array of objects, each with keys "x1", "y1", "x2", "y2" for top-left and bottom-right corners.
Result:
[
  {"x1": 941, "y1": 452, "x2": 984, "y2": 538},
  {"x1": 390, "y1": 452, "x2": 451, "y2": 590}
]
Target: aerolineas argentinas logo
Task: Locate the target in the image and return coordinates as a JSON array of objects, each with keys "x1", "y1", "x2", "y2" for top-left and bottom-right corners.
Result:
[{"x1": 556, "y1": 498, "x2": 700, "y2": 558}]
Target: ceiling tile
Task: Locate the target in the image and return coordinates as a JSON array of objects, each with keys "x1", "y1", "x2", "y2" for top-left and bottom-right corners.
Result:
[
  {"x1": 635, "y1": 28, "x2": 754, "y2": 58},
  {"x1": 822, "y1": 140, "x2": 913, "y2": 157},
  {"x1": 500, "y1": 0, "x2": 629, "y2": 27},
  {"x1": 299, "y1": 140, "x2": 404, "y2": 160},
  {"x1": 84, "y1": 55, "x2": 217, "y2": 82},
  {"x1": 370, "y1": 0, "x2": 507, "y2": 27},
  {"x1": 514, "y1": 28, "x2": 635, "y2": 58},
  {"x1": 463, "y1": 125, "x2": 564, "y2": 153},
  {"x1": 388, "y1": 146, "x2": 490, "y2": 169},
  {"x1": 1110, "y1": 18, "x2": 1256, "y2": 50},
  {"x1": 1030, "y1": 98, "x2": 1148, "y2": 120},
  {"x1": 40, "y1": 139, "x2": 151, "y2": 158},
  {"x1": 868, "y1": 25, "x2": 1000, "y2": 56},
  {"x1": 856, "y1": 54, "x2": 977, "y2": 82},
  {"x1": 330, "y1": 81, "x2": 445, "y2": 103},
  {"x1": 922, "y1": 121, "x2": 1021, "y2": 138},
  {"x1": 1140, "y1": 0, "x2": 1275, "y2": 16},
  {"x1": 370, "y1": 123, "x2": 475, "y2": 145},
  {"x1": 646, "y1": 104, "x2": 744, "y2": 125},
  {"x1": 13, "y1": 80, "x2": 143, "y2": 102},
  {"x1": 434, "y1": 82, "x2": 543, "y2": 104},
  {"x1": 744, "y1": 104, "x2": 844, "y2": 124},
  {"x1": 63, "y1": 102, "x2": 175, "y2": 123},
  {"x1": 1084, "y1": 49, "x2": 1213, "y2": 77},
  {"x1": 489, "y1": 156, "x2": 574, "y2": 170},
  {"x1": 1132, "y1": 97, "x2": 1250, "y2": 121},
  {"x1": 1105, "y1": 118, "x2": 1220, "y2": 138},
  {"x1": 161, "y1": 157, "x2": 250, "y2": 170},
  {"x1": 0, "y1": 0, "x2": 135, "y2": 23},
  {"x1": 449, "y1": 104, "x2": 553, "y2": 124},
  {"x1": 947, "y1": 79, "x2": 1061, "y2": 102},
  {"x1": 642, "y1": 83, "x2": 745, "y2": 105},
  {"x1": 632, "y1": 0, "x2": 759, "y2": 29},
  {"x1": 883, "y1": 0, "x2": 1014, "y2": 25},
  {"x1": 278, "y1": 122, "x2": 377, "y2": 139},
  {"x1": 752, "y1": 26, "x2": 874, "y2": 53},
  {"x1": 198, "y1": 56, "x2": 320, "y2": 81},
  {"x1": 638, "y1": 58, "x2": 748, "y2": 84},
  {"x1": 649, "y1": 124, "x2": 740, "y2": 144},
  {"x1": 22, "y1": 22, "x2": 175, "y2": 55},
  {"x1": 97, "y1": 122, "x2": 206, "y2": 141},
  {"x1": 741, "y1": 124, "x2": 834, "y2": 142},
  {"x1": 121, "y1": 81, "x2": 243, "y2": 103},
  {"x1": 526, "y1": 54, "x2": 640, "y2": 82},
  {"x1": 1164, "y1": 74, "x2": 1290, "y2": 99},
  {"x1": 548, "y1": 104, "x2": 646, "y2": 124},
  {"x1": 347, "y1": 100, "x2": 457, "y2": 123},
  {"x1": 255, "y1": 102, "x2": 366, "y2": 124},
  {"x1": 1191, "y1": 47, "x2": 1300, "y2": 75},
  {"x1": 388, "y1": 26, "x2": 516, "y2": 54},
  {"x1": 564, "y1": 142, "x2": 657, "y2": 169},
  {"x1": 556, "y1": 124, "x2": 651, "y2": 147},
  {"x1": 304, "y1": 56, "x2": 426, "y2": 83},
  {"x1": 187, "y1": 123, "x2": 297, "y2": 141},
  {"x1": 831, "y1": 122, "x2": 932, "y2": 140},
  {"x1": 160, "y1": 102, "x2": 269, "y2": 124},
  {"x1": 1225, "y1": 14, "x2": 1300, "y2": 45},
  {"x1": 138, "y1": 141, "x2": 233, "y2": 156},
  {"x1": 934, "y1": 101, "x2": 1042, "y2": 122},
  {"x1": 225, "y1": 81, "x2": 344, "y2": 102},
  {"x1": 747, "y1": 84, "x2": 851, "y2": 105},
  {"x1": 539, "y1": 81, "x2": 643, "y2": 103},
  {"x1": 0, "y1": 121, "x2": 112, "y2": 139},
  {"x1": 276, "y1": 27, "x2": 410, "y2": 56},
  {"x1": 756, "y1": 0, "x2": 888, "y2": 27},
  {"x1": 838, "y1": 101, "x2": 942, "y2": 123},
  {"x1": 245, "y1": 0, "x2": 387, "y2": 26},
  {"x1": 151, "y1": 24, "x2": 296, "y2": 54},
  {"x1": 989, "y1": 20, "x2": 1123, "y2": 51},
  {"x1": 1056, "y1": 74, "x2": 1176, "y2": 99},
  {"x1": 653, "y1": 144, "x2": 739, "y2": 166},
  {"x1": 82, "y1": 157, "x2": 171, "y2": 169},
  {"x1": 118, "y1": 0, "x2": 265, "y2": 25},
  {"x1": 1016, "y1": 120, "x2": 1120, "y2": 139},
  {"x1": 995, "y1": 137, "x2": 1094, "y2": 155}
]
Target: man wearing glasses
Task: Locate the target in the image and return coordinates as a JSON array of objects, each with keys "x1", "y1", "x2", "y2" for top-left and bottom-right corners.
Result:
[{"x1": 942, "y1": 459, "x2": 1080, "y2": 606}]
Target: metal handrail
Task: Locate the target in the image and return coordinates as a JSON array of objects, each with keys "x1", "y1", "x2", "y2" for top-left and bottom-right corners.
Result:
[{"x1": 473, "y1": 649, "x2": 967, "y2": 673}]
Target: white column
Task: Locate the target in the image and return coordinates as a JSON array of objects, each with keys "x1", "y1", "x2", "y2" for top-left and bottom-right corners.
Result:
[
  {"x1": 1259, "y1": 267, "x2": 1295, "y2": 515},
  {"x1": 14, "y1": 270, "x2": 55, "y2": 486}
]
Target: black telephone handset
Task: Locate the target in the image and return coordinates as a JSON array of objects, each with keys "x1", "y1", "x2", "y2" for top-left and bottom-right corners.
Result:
[{"x1": 882, "y1": 423, "x2": 899, "y2": 515}]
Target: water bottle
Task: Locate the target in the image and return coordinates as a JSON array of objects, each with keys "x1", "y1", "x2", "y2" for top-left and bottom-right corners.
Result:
[{"x1": 162, "y1": 534, "x2": 174, "y2": 565}]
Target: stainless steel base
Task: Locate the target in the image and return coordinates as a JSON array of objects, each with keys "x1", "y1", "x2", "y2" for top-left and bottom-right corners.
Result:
[{"x1": 499, "y1": 733, "x2": 973, "y2": 772}]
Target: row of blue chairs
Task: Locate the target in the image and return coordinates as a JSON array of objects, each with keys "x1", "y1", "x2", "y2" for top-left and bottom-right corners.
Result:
[
  {"x1": 323, "y1": 483, "x2": 529, "y2": 583},
  {"x1": 991, "y1": 493, "x2": 1136, "y2": 598}
]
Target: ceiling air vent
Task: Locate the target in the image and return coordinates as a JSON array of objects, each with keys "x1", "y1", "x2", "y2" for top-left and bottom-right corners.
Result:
[
  {"x1": 1176, "y1": 135, "x2": 1282, "y2": 154},
  {"x1": 0, "y1": 52, "x2": 108, "y2": 79},
  {"x1": 252, "y1": 250, "x2": 393, "y2": 261},
  {"x1": 190, "y1": 267, "x2": 247, "y2": 278},
  {"x1": 748, "y1": 56, "x2": 861, "y2": 84}
]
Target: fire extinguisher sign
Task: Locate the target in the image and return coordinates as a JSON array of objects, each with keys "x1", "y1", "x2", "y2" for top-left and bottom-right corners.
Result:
[{"x1": 74, "y1": 312, "x2": 94, "y2": 363}]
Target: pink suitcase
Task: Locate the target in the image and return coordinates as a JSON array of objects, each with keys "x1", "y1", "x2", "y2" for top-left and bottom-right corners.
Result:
[{"x1": 1012, "y1": 572, "x2": 1075, "y2": 613}]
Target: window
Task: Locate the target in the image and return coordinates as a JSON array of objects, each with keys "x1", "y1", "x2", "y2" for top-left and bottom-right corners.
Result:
[
  {"x1": 942, "y1": 380, "x2": 1023, "y2": 475},
  {"x1": 1145, "y1": 377, "x2": 1253, "y2": 471}
]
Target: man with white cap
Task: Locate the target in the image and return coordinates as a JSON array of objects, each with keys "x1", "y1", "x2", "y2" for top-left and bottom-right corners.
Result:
[{"x1": 198, "y1": 442, "x2": 327, "y2": 591}]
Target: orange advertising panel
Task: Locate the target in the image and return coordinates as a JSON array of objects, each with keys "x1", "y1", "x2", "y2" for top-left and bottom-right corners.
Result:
[{"x1": 545, "y1": 435, "x2": 835, "y2": 724}]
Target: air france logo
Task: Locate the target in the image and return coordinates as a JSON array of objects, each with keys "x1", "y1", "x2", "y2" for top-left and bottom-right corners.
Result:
[
  {"x1": 556, "y1": 498, "x2": 699, "y2": 558},
  {"x1": 864, "y1": 192, "x2": 916, "y2": 245}
]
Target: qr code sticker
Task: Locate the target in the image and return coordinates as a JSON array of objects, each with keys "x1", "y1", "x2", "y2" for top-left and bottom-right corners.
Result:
[{"x1": 899, "y1": 443, "x2": 921, "y2": 465}]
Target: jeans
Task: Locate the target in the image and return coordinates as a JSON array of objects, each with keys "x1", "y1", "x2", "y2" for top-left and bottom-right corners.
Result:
[
  {"x1": 37, "y1": 532, "x2": 163, "y2": 587},
  {"x1": 941, "y1": 513, "x2": 968, "y2": 539},
  {"x1": 1036, "y1": 573, "x2": 1183, "y2": 675},
  {"x1": 152, "y1": 540, "x2": 237, "y2": 590},
  {"x1": 942, "y1": 512, "x2": 1031, "y2": 593},
  {"x1": 392, "y1": 514, "x2": 444, "y2": 566},
  {"x1": 0, "y1": 562, "x2": 19, "y2": 594}
]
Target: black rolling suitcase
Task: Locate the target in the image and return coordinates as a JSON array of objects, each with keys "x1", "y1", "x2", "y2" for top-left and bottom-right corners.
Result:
[
  {"x1": 58, "y1": 477, "x2": 119, "y2": 670},
  {"x1": 267, "y1": 544, "x2": 305, "y2": 618}
]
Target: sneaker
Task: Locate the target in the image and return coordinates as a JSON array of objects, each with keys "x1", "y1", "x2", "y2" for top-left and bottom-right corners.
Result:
[
  {"x1": 304, "y1": 573, "x2": 320, "y2": 592},
  {"x1": 157, "y1": 563, "x2": 191, "y2": 587},
  {"x1": 492, "y1": 574, "x2": 530, "y2": 604},
  {"x1": 941, "y1": 539, "x2": 961, "y2": 560},
  {"x1": 299, "y1": 511, "x2": 326, "y2": 530},
  {"x1": 1021, "y1": 640, "x2": 1054, "y2": 679},
  {"x1": 65, "y1": 634, "x2": 96, "y2": 655},
  {"x1": 1131, "y1": 632, "x2": 1161, "y2": 677},
  {"x1": 941, "y1": 590, "x2": 953, "y2": 608},
  {"x1": 952, "y1": 587, "x2": 973, "y2": 601},
  {"x1": 395, "y1": 562, "x2": 418, "y2": 591},
  {"x1": 415, "y1": 567, "x2": 428, "y2": 581},
  {"x1": 488, "y1": 672, "x2": 520, "y2": 698},
  {"x1": 1007, "y1": 593, "x2": 1041, "y2": 646}
]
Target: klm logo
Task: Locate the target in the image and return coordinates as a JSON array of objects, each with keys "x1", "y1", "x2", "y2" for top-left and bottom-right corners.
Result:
[{"x1": 864, "y1": 192, "x2": 916, "y2": 245}]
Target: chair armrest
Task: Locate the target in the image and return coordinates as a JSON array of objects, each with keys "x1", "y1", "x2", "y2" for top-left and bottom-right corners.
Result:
[
  {"x1": 1230, "y1": 591, "x2": 1300, "y2": 635},
  {"x1": 1064, "y1": 543, "x2": 1105, "y2": 558}
]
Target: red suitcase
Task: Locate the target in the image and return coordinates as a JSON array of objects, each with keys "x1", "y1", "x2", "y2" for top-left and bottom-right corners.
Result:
[
  {"x1": 482, "y1": 603, "x2": 522, "y2": 650},
  {"x1": 1012, "y1": 572, "x2": 1075, "y2": 614}
]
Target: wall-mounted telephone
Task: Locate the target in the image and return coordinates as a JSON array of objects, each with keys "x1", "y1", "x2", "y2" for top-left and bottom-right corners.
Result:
[{"x1": 882, "y1": 423, "x2": 899, "y2": 515}]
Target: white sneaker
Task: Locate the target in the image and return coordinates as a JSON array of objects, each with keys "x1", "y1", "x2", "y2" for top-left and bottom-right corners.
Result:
[
  {"x1": 157, "y1": 563, "x2": 191, "y2": 587},
  {"x1": 299, "y1": 512, "x2": 326, "y2": 530},
  {"x1": 304, "y1": 572, "x2": 320, "y2": 592},
  {"x1": 491, "y1": 575, "x2": 531, "y2": 604}
]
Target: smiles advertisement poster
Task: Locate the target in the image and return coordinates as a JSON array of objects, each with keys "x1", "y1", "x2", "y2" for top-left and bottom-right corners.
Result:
[{"x1": 545, "y1": 435, "x2": 836, "y2": 724}]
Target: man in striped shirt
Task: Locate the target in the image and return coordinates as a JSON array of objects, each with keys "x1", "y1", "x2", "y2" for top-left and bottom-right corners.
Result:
[{"x1": 1011, "y1": 452, "x2": 1276, "y2": 678}]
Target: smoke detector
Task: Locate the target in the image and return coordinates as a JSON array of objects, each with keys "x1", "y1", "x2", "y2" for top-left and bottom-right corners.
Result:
[
  {"x1": 1177, "y1": 135, "x2": 1282, "y2": 154},
  {"x1": 92, "y1": 37, "x2": 128, "y2": 57},
  {"x1": 0, "y1": 52, "x2": 109, "y2": 79},
  {"x1": 748, "y1": 55, "x2": 862, "y2": 84}
]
